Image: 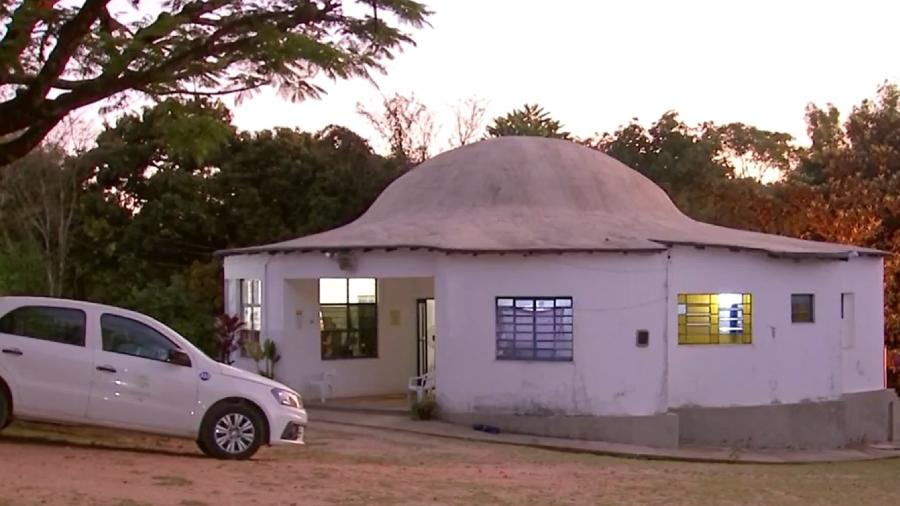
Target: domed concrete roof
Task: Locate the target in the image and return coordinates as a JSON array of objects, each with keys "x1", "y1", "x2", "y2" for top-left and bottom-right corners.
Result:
[{"x1": 222, "y1": 137, "x2": 882, "y2": 258}]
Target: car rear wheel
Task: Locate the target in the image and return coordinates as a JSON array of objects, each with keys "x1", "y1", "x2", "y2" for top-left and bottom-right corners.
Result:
[
  {"x1": 199, "y1": 403, "x2": 264, "y2": 460},
  {"x1": 0, "y1": 389, "x2": 10, "y2": 430},
  {"x1": 195, "y1": 437, "x2": 210, "y2": 456}
]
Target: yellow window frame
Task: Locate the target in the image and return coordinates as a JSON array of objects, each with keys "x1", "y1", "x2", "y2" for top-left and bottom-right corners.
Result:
[{"x1": 677, "y1": 293, "x2": 752, "y2": 345}]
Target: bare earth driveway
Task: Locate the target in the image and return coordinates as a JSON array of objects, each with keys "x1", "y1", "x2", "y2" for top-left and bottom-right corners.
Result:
[{"x1": 1, "y1": 421, "x2": 900, "y2": 506}]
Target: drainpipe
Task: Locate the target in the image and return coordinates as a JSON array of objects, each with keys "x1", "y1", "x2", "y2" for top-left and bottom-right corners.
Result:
[{"x1": 661, "y1": 249, "x2": 672, "y2": 413}]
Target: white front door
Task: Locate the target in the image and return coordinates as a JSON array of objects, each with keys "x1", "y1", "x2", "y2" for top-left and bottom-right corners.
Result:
[
  {"x1": 86, "y1": 313, "x2": 199, "y2": 436},
  {"x1": 0, "y1": 305, "x2": 93, "y2": 422}
]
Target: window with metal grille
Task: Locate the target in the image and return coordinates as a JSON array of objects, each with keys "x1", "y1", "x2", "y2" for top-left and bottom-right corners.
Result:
[
  {"x1": 496, "y1": 297, "x2": 573, "y2": 361},
  {"x1": 320, "y1": 278, "x2": 378, "y2": 359},
  {"x1": 677, "y1": 293, "x2": 752, "y2": 345}
]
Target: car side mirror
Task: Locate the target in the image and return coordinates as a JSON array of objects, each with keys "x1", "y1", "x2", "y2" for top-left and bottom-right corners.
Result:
[{"x1": 168, "y1": 349, "x2": 192, "y2": 367}]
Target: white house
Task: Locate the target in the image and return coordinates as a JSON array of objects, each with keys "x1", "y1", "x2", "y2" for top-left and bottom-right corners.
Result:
[{"x1": 220, "y1": 136, "x2": 898, "y2": 449}]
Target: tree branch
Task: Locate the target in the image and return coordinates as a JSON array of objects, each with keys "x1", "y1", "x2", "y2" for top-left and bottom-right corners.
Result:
[
  {"x1": 139, "y1": 82, "x2": 265, "y2": 97},
  {"x1": 3, "y1": 72, "x2": 88, "y2": 89},
  {"x1": 15, "y1": 0, "x2": 111, "y2": 107},
  {"x1": 0, "y1": 0, "x2": 428, "y2": 166},
  {"x1": 0, "y1": 116, "x2": 62, "y2": 165},
  {"x1": 0, "y1": 0, "x2": 61, "y2": 78}
]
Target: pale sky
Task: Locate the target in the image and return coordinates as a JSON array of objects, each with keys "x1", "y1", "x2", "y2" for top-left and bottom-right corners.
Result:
[{"x1": 229, "y1": 0, "x2": 900, "y2": 153}]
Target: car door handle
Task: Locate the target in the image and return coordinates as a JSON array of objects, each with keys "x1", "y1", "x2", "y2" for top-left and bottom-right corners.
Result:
[
  {"x1": 96, "y1": 365, "x2": 117, "y2": 373},
  {"x1": 1, "y1": 348, "x2": 23, "y2": 356}
]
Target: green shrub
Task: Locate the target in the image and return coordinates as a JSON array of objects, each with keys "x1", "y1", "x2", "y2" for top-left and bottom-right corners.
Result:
[{"x1": 410, "y1": 395, "x2": 438, "y2": 420}]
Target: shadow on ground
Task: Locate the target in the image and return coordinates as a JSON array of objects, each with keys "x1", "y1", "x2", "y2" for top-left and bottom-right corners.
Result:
[{"x1": 0, "y1": 421, "x2": 203, "y2": 459}]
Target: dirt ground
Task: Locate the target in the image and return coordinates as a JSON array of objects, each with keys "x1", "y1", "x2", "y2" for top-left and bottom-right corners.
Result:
[{"x1": 1, "y1": 420, "x2": 900, "y2": 506}]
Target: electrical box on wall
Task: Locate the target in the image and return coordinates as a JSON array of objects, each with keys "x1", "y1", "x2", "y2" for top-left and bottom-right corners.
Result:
[{"x1": 636, "y1": 329, "x2": 649, "y2": 347}]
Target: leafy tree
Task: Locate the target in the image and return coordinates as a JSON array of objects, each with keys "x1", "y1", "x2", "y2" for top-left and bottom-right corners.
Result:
[
  {"x1": 61, "y1": 98, "x2": 403, "y2": 354},
  {"x1": 705, "y1": 122, "x2": 797, "y2": 181},
  {"x1": 0, "y1": 0, "x2": 431, "y2": 165},
  {"x1": 0, "y1": 144, "x2": 87, "y2": 296},
  {"x1": 592, "y1": 112, "x2": 732, "y2": 221},
  {"x1": 486, "y1": 103, "x2": 570, "y2": 139},
  {"x1": 593, "y1": 112, "x2": 801, "y2": 223},
  {"x1": 70, "y1": 98, "x2": 233, "y2": 301},
  {"x1": 792, "y1": 104, "x2": 845, "y2": 185},
  {"x1": 788, "y1": 83, "x2": 900, "y2": 347},
  {"x1": 86, "y1": 98, "x2": 234, "y2": 204},
  {"x1": 124, "y1": 262, "x2": 221, "y2": 354},
  {"x1": 213, "y1": 124, "x2": 403, "y2": 245},
  {"x1": 0, "y1": 239, "x2": 46, "y2": 295},
  {"x1": 302, "y1": 125, "x2": 405, "y2": 231}
]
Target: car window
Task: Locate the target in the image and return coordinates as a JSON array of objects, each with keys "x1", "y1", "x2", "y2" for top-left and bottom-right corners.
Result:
[
  {"x1": 0, "y1": 306, "x2": 86, "y2": 346},
  {"x1": 100, "y1": 314, "x2": 180, "y2": 363}
]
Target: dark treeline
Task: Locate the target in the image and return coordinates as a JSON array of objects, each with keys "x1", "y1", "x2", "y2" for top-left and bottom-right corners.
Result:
[
  {"x1": 2, "y1": 85, "x2": 899, "y2": 385},
  {"x1": 0, "y1": 100, "x2": 405, "y2": 352}
]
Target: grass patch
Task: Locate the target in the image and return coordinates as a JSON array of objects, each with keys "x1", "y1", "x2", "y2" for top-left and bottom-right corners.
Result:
[{"x1": 113, "y1": 500, "x2": 154, "y2": 506}]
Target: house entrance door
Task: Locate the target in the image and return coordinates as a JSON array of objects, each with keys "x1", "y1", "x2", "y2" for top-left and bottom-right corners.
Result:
[{"x1": 416, "y1": 298, "x2": 435, "y2": 376}]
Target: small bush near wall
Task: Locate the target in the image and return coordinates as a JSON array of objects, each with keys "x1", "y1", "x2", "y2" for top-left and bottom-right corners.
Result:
[{"x1": 411, "y1": 395, "x2": 438, "y2": 420}]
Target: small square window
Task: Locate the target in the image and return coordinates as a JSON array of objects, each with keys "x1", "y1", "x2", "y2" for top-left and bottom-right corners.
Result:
[{"x1": 791, "y1": 294, "x2": 814, "y2": 323}]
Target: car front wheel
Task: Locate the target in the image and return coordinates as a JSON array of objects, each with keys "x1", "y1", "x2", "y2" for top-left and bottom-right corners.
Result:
[{"x1": 198, "y1": 403, "x2": 264, "y2": 460}]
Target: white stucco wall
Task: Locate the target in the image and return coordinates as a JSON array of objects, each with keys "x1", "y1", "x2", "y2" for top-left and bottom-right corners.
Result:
[
  {"x1": 223, "y1": 246, "x2": 884, "y2": 414},
  {"x1": 838, "y1": 258, "x2": 885, "y2": 394},
  {"x1": 667, "y1": 246, "x2": 884, "y2": 409},
  {"x1": 433, "y1": 252, "x2": 670, "y2": 417}
]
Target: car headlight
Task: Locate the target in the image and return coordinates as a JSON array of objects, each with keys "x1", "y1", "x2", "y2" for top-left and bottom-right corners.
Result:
[{"x1": 271, "y1": 388, "x2": 303, "y2": 409}]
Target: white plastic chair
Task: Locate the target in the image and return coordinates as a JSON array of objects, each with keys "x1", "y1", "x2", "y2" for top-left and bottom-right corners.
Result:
[
  {"x1": 309, "y1": 371, "x2": 336, "y2": 403},
  {"x1": 407, "y1": 371, "x2": 435, "y2": 404}
]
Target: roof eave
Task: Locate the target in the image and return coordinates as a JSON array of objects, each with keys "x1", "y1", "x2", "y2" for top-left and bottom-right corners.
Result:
[
  {"x1": 217, "y1": 240, "x2": 888, "y2": 260},
  {"x1": 654, "y1": 240, "x2": 888, "y2": 259},
  {"x1": 215, "y1": 245, "x2": 669, "y2": 257}
]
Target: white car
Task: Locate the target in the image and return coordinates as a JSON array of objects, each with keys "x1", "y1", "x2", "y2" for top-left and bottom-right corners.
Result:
[{"x1": 0, "y1": 296, "x2": 307, "y2": 460}]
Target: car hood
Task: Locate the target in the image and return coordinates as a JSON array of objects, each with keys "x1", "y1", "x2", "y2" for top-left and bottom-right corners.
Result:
[{"x1": 216, "y1": 363, "x2": 296, "y2": 393}]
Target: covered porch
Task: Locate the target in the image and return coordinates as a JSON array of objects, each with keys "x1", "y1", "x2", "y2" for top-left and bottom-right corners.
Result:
[
  {"x1": 225, "y1": 250, "x2": 439, "y2": 405},
  {"x1": 277, "y1": 275, "x2": 435, "y2": 402}
]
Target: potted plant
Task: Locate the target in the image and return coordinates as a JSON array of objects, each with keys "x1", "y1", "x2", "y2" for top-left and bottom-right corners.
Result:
[{"x1": 245, "y1": 338, "x2": 280, "y2": 379}]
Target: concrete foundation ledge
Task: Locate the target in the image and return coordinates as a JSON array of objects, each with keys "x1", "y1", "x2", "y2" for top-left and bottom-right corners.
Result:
[
  {"x1": 674, "y1": 389, "x2": 900, "y2": 450},
  {"x1": 439, "y1": 411, "x2": 680, "y2": 449}
]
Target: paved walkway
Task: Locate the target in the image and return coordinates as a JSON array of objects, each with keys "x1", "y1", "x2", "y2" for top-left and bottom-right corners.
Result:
[{"x1": 309, "y1": 407, "x2": 900, "y2": 464}]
